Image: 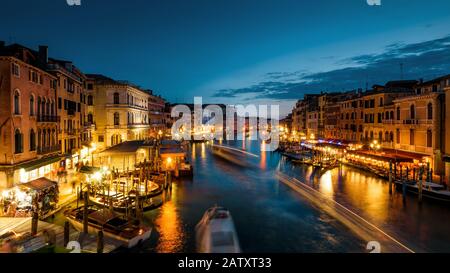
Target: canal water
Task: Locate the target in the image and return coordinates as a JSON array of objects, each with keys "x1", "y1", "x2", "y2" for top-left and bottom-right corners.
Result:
[
  {"x1": 139, "y1": 140, "x2": 367, "y2": 253},
  {"x1": 51, "y1": 139, "x2": 450, "y2": 252}
]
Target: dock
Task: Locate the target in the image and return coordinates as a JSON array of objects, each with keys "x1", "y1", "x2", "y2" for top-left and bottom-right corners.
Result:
[{"x1": 0, "y1": 217, "x2": 123, "y2": 253}]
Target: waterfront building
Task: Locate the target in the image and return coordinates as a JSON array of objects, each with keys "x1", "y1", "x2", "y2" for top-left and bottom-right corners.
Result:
[
  {"x1": 291, "y1": 100, "x2": 307, "y2": 139},
  {"x1": 147, "y1": 91, "x2": 167, "y2": 138},
  {"x1": 0, "y1": 42, "x2": 60, "y2": 188},
  {"x1": 47, "y1": 58, "x2": 89, "y2": 169},
  {"x1": 318, "y1": 92, "x2": 348, "y2": 140},
  {"x1": 292, "y1": 94, "x2": 319, "y2": 140},
  {"x1": 389, "y1": 76, "x2": 448, "y2": 178},
  {"x1": 337, "y1": 91, "x2": 363, "y2": 142},
  {"x1": 362, "y1": 81, "x2": 416, "y2": 145},
  {"x1": 444, "y1": 76, "x2": 450, "y2": 184},
  {"x1": 306, "y1": 110, "x2": 319, "y2": 140},
  {"x1": 86, "y1": 74, "x2": 151, "y2": 150}
]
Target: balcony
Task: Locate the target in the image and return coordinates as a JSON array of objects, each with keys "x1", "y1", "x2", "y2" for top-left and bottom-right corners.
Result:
[
  {"x1": 403, "y1": 119, "x2": 418, "y2": 125},
  {"x1": 84, "y1": 122, "x2": 96, "y2": 130},
  {"x1": 81, "y1": 138, "x2": 93, "y2": 146},
  {"x1": 37, "y1": 115, "x2": 59, "y2": 122},
  {"x1": 127, "y1": 123, "x2": 149, "y2": 129},
  {"x1": 63, "y1": 129, "x2": 79, "y2": 136},
  {"x1": 37, "y1": 145, "x2": 61, "y2": 155}
]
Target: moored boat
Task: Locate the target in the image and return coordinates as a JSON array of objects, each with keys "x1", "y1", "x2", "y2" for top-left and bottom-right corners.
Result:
[
  {"x1": 195, "y1": 206, "x2": 241, "y2": 253},
  {"x1": 65, "y1": 206, "x2": 151, "y2": 248},
  {"x1": 394, "y1": 180, "x2": 450, "y2": 202}
]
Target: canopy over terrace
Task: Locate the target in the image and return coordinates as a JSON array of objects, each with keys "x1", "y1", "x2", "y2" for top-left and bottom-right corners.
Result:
[
  {"x1": 348, "y1": 149, "x2": 415, "y2": 164},
  {"x1": 97, "y1": 140, "x2": 156, "y2": 172},
  {"x1": 21, "y1": 177, "x2": 58, "y2": 192}
]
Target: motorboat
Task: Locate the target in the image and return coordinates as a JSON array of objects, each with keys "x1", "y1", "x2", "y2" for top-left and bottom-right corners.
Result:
[
  {"x1": 195, "y1": 206, "x2": 241, "y2": 253},
  {"x1": 65, "y1": 206, "x2": 151, "y2": 248}
]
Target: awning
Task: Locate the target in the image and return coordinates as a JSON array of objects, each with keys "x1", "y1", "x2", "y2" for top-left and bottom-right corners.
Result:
[
  {"x1": 349, "y1": 150, "x2": 414, "y2": 163},
  {"x1": 17, "y1": 155, "x2": 61, "y2": 172},
  {"x1": 79, "y1": 166, "x2": 101, "y2": 174},
  {"x1": 21, "y1": 177, "x2": 57, "y2": 191}
]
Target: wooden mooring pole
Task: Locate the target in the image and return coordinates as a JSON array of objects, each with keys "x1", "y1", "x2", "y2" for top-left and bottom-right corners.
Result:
[
  {"x1": 418, "y1": 167, "x2": 423, "y2": 203},
  {"x1": 83, "y1": 191, "x2": 89, "y2": 234},
  {"x1": 389, "y1": 160, "x2": 393, "y2": 195},
  {"x1": 97, "y1": 230, "x2": 104, "y2": 253},
  {"x1": 64, "y1": 221, "x2": 70, "y2": 247}
]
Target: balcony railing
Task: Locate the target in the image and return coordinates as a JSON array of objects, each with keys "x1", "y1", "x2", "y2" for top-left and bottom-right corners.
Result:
[
  {"x1": 62, "y1": 129, "x2": 79, "y2": 135},
  {"x1": 37, "y1": 115, "x2": 59, "y2": 122},
  {"x1": 37, "y1": 145, "x2": 61, "y2": 155},
  {"x1": 403, "y1": 119, "x2": 418, "y2": 125}
]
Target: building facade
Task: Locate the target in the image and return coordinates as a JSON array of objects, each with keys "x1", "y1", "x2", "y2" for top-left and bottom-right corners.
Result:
[
  {"x1": 147, "y1": 92, "x2": 167, "y2": 138},
  {"x1": 87, "y1": 74, "x2": 151, "y2": 150},
  {"x1": 0, "y1": 43, "x2": 60, "y2": 188},
  {"x1": 48, "y1": 58, "x2": 89, "y2": 169}
]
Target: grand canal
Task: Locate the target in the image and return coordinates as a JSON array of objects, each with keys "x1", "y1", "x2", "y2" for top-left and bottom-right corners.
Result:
[{"x1": 50, "y1": 140, "x2": 450, "y2": 253}]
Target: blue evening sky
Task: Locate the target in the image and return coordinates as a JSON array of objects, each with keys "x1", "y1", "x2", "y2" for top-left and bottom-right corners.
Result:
[{"x1": 1, "y1": 0, "x2": 450, "y2": 117}]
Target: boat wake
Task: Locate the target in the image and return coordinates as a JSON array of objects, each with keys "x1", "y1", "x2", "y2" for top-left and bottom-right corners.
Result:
[{"x1": 276, "y1": 171, "x2": 415, "y2": 253}]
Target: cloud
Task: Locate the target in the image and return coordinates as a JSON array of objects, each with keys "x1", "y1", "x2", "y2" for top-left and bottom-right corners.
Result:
[{"x1": 212, "y1": 35, "x2": 450, "y2": 100}]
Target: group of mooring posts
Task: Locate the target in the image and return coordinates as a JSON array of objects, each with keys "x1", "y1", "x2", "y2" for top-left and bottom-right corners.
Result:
[
  {"x1": 28, "y1": 190, "x2": 105, "y2": 253},
  {"x1": 388, "y1": 160, "x2": 431, "y2": 204}
]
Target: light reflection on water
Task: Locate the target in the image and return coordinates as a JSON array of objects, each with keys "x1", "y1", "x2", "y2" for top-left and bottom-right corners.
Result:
[
  {"x1": 122, "y1": 139, "x2": 450, "y2": 253},
  {"x1": 153, "y1": 183, "x2": 185, "y2": 253},
  {"x1": 142, "y1": 140, "x2": 365, "y2": 253}
]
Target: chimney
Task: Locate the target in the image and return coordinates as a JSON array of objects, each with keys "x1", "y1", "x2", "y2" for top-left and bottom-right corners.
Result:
[{"x1": 38, "y1": 45, "x2": 48, "y2": 63}]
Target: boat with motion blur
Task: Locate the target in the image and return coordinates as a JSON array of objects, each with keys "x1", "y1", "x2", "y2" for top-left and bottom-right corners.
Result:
[{"x1": 195, "y1": 206, "x2": 241, "y2": 253}]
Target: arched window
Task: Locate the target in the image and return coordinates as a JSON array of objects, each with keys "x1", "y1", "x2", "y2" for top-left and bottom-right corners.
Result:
[
  {"x1": 380, "y1": 98, "x2": 384, "y2": 106},
  {"x1": 396, "y1": 107, "x2": 401, "y2": 121},
  {"x1": 87, "y1": 95, "x2": 93, "y2": 106},
  {"x1": 14, "y1": 129, "x2": 23, "y2": 154},
  {"x1": 88, "y1": 113, "x2": 93, "y2": 123},
  {"x1": 378, "y1": 131, "x2": 383, "y2": 142},
  {"x1": 37, "y1": 97, "x2": 41, "y2": 117},
  {"x1": 29, "y1": 129, "x2": 36, "y2": 151},
  {"x1": 427, "y1": 103, "x2": 433, "y2": 120},
  {"x1": 114, "y1": 112, "x2": 120, "y2": 125},
  {"x1": 390, "y1": 111, "x2": 394, "y2": 120},
  {"x1": 410, "y1": 104, "x2": 415, "y2": 119},
  {"x1": 385, "y1": 132, "x2": 389, "y2": 142},
  {"x1": 113, "y1": 93, "x2": 120, "y2": 104},
  {"x1": 29, "y1": 95, "x2": 35, "y2": 116},
  {"x1": 51, "y1": 101, "x2": 55, "y2": 116},
  {"x1": 427, "y1": 130, "x2": 432, "y2": 148},
  {"x1": 14, "y1": 90, "x2": 20, "y2": 114},
  {"x1": 390, "y1": 131, "x2": 394, "y2": 142}
]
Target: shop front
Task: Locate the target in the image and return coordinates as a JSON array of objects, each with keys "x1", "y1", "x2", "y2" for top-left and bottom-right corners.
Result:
[{"x1": 0, "y1": 177, "x2": 59, "y2": 218}]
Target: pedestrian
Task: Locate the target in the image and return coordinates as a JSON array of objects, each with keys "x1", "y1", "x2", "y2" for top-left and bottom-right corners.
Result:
[{"x1": 71, "y1": 180, "x2": 76, "y2": 194}]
